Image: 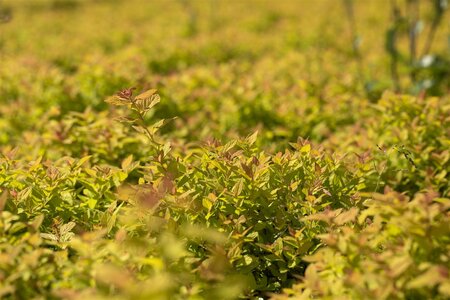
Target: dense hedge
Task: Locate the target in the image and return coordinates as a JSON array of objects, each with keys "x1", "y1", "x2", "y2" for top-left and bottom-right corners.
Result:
[{"x1": 0, "y1": 0, "x2": 449, "y2": 299}]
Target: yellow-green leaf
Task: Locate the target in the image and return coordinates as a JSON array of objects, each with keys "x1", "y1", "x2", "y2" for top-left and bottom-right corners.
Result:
[{"x1": 135, "y1": 89, "x2": 157, "y2": 100}]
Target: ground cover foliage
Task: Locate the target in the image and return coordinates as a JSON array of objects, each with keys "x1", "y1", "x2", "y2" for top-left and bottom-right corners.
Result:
[{"x1": 0, "y1": 0, "x2": 449, "y2": 299}]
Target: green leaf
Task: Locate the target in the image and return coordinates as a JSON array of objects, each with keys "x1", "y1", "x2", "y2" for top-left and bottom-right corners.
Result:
[
  {"x1": 407, "y1": 266, "x2": 446, "y2": 289},
  {"x1": 121, "y1": 155, "x2": 133, "y2": 171},
  {"x1": 75, "y1": 156, "x2": 92, "y2": 169},
  {"x1": 105, "y1": 95, "x2": 129, "y2": 106},
  {"x1": 300, "y1": 144, "x2": 311, "y2": 153},
  {"x1": 40, "y1": 233, "x2": 58, "y2": 241},
  {"x1": 86, "y1": 198, "x2": 97, "y2": 209},
  {"x1": 30, "y1": 214, "x2": 44, "y2": 231},
  {"x1": 134, "y1": 89, "x2": 157, "y2": 100},
  {"x1": 202, "y1": 197, "x2": 212, "y2": 210},
  {"x1": 246, "y1": 131, "x2": 258, "y2": 145},
  {"x1": 59, "y1": 222, "x2": 76, "y2": 236}
]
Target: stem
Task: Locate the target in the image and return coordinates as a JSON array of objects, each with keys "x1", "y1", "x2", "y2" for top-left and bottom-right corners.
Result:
[
  {"x1": 178, "y1": 0, "x2": 198, "y2": 37},
  {"x1": 137, "y1": 110, "x2": 156, "y2": 144},
  {"x1": 407, "y1": 0, "x2": 420, "y2": 82},
  {"x1": 421, "y1": 0, "x2": 445, "y2": 56},
  {"x1": 422, "y1": 22, "x2": 437, "y2": 56},
  {"x1": 387, "y1": 0, "x2": 401, "y2": 93},
  {"x1": 343, "y1": 0, "x2": 366, "y2": 93},
  {"x1": 373, "y1": 148, "x2": 388, "y2": 194},
  {"x1": 130, "y1": 100, "x2": 157, "y2": 144}
]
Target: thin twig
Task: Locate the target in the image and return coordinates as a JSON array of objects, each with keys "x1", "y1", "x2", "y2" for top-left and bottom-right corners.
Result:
[
  {"x1": 343, "y1": 0, "x2": 366, "y2": 93},
  {"x1": 130, "y1": 100, "x2": 157, "y2": 144},
  {"x1": 407, "y1": 0, "x2": 420, "y2": 82},
  {"x1": 421, "y1": 0, "x2": 446, "y2": 56},
  {"x1": 387, "y1": 0, "x2": 401, "y2": 92}
]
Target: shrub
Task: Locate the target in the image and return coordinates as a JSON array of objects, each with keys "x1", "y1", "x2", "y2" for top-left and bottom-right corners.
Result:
[{"x1": 274, "y1": 191, "x2": 450, "y2": 299}]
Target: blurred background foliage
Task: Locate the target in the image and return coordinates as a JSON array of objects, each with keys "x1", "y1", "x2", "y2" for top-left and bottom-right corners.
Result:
[{"x1": 0, "y1": 0, "x2": 449, "y2": 299}]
